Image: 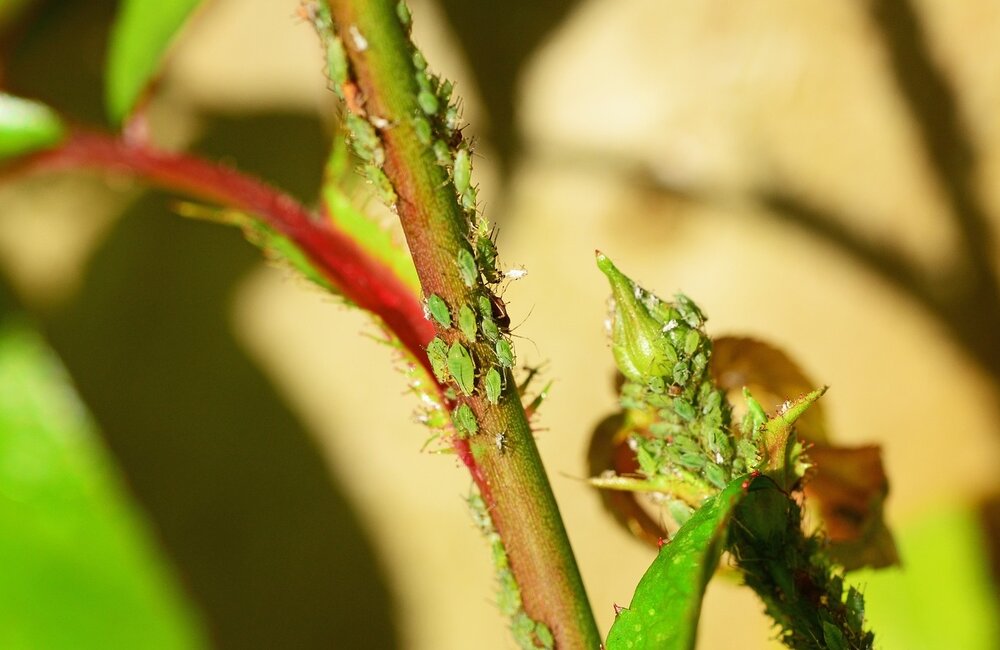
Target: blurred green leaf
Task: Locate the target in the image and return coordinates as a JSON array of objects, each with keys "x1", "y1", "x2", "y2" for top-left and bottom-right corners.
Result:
[
  {"x1": 851, "y1": 506, "x2": 1000, "y2": 650},
  {"x1": 105, "y1": 0, "x2": 203, "y2": 124},
  {"x1": 606, "y1": 477, "x2": 747, "y2": 650},
  {"x1": 0, "y1": 93, "x2": 64, "y2": 161},
  {"x1": 0, "y1": 319, "x2": 205, "y2": 649}
]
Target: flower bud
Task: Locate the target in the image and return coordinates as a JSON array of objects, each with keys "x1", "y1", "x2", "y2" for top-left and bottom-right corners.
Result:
[{"x1": 596, "y1": 252, "x2": 676, "y2": 383}]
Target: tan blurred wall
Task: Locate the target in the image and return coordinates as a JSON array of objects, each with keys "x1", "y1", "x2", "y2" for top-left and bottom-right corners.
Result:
[{"x1": 3, "y1": 0, "x2": 1000, "y2": 648}]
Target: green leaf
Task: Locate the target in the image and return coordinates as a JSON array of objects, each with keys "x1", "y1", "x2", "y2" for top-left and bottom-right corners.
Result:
[
  {"x1": 323, "y1": 144, "x2": 420, "y2": 294},
  {"x1": 851, "y1": 506, "x2": 1000, "y2": 650},
  {"x1": 106, "y1": 0, "x2": 203, "y2": 123},
  {"x1": 176, "y1": 203, "x2": 336, "y2": 294},
  {"x1": 606, "y1": 477, "x2": 748, "y2": 650},
  {"x1": 0, "y1": 93, "x2": 65, "y2": 161},
  {"x1": 0, "y1": 319, "x2": 205, "y2": 649}
]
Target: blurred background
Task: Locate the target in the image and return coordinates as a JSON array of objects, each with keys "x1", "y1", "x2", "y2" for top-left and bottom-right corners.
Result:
[{"x1": 1, "y1": 0, "x2": 1000, "y2": 647}]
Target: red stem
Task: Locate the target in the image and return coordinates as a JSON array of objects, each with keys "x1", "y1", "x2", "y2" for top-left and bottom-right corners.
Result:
[{"x1": 3, "y1": 128, "x2": 490, "y2": 493}]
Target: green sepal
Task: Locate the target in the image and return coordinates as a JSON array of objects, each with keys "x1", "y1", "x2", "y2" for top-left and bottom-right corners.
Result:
[{"x1": 596, "y1": 252, "x2": 676, "y2": 383}]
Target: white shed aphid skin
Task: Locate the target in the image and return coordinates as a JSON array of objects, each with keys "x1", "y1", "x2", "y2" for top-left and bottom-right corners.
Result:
[
  {"x1": 504, "y1": 267, "x2": 527, "y2": 281},
  {"x1": 495, "y1": 431, "x2": 507, "y2": 453},
  {"x1": 348, "y1": 25, "x2": 368, "y2": 51}
]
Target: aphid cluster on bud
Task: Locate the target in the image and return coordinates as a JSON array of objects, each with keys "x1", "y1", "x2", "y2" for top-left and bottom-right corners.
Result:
[{"x1": 597, "y1": 252, "x2": 752, "y2": 492}]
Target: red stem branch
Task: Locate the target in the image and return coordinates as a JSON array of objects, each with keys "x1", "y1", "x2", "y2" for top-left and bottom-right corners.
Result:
[{"x1": 2, "y1": 128, "x2": 490, "y2": 492}]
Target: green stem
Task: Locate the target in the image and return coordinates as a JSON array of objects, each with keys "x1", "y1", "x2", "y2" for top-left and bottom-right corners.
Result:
[{"x1": 323, "y1": 1, "x2": 600, "y2": 646}]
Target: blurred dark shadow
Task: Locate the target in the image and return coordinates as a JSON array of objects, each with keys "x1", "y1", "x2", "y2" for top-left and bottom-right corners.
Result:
[
  {"x1": 36, "y1": 113, "x2": 398, "y2": 649},
  {"x1": 437, "y1": 0, "x2": 579, "y2": 169},
  {"x1": 868, "y1": 0, "x2": 1000, "y2": 376},
  {"x1": 5, "y1": 2, "x2": 399, "y2": 645},
  {"x1": 2, "y1": 0, "x2": 111, "y2": 125}
]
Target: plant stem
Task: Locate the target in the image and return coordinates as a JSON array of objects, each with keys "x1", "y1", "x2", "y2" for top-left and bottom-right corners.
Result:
[
  {"x1": 5, "y1": 129, "x2": 433, "y2": 370},
  {"x1": 324, "y1": 1, "x2": 600, "y2": 645}
]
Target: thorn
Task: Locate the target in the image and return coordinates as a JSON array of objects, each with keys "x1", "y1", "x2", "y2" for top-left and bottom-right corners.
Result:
[
  {"x1": 657, "y1": 536, "x2": 668, "y2": 549},
  {"x1": 613, "y1": 603, "x2": 625, "y2": 617}
]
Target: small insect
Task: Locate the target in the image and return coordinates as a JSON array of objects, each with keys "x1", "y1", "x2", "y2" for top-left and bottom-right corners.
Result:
[
  {"x1": 364, "y1": 165, "x2": 396, "y2": 205},
  {"x1": 494, "y1": 431, "x2": 506, "y2": 453},
  {"x1": 495, "y1": 338, "x2": 514, "y2": 368},
  {"x1": 458, "y1": 304, "x2": 477, "y2": 341},
  {"x1": 484, "y1": 367, "x2": 503, "y2": 404},
  {"x1": 447, "y1": 342, "x2": 476, "y2": 396},
  {"x1": 417, "y1": 90, "x2": 439, "y2": 116},
  {"x1": 413, "y1": 116, "x2": 432, "y2": 145},
  {"x1": 457, "y1": 248, "x2": 478, "y2": 287},
  {"x1": 396, "y1": 0, "x2": 412, "y2": 28},
  {"x1": 452, "y1": 403, "x2": 478, "y2": 437},
  {"x1": 425, "y1": 337, "x2": 449, "y2": 383},
  {"x1": 453, "y1": 147, "x2": 472, "y2": 194},
  {"x1": 425, "y1": 294, "x2": 451, "y2": 328},
  {"x1": 488, "y1": 291, "x2": 511, "y2": 331}
]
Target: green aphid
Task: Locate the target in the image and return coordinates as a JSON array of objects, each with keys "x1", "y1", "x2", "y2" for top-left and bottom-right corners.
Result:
[
  {"x1": 445, "y1": 104, "x2": 460, "y2": 132},
  {"x1": 495, "y1": 338, "x2": 514, "y2": 368},
  {"x1": 458, "y1": 304, "x2": 477, "y2": 341},
  {"x1": 325, "y1": 35, "x2": 349, "y2": 87},
  {"x1": 673, "y1": 397, "x2": 695, "y2": 421},
  {"x1": 396, "y1": 0, "x2": 412, "y2": 28},
  {"x1": 737, "y1": 439, "x2": 759, "y2": 466},
  {"x1": 457, "y1": 248, "x2": 478, "y2": 287},
  {"x1": 705, "y1": 463, "x2": 727, "y2": 490},
  {"x1": 433, "y1": 139, "x2": 451, "y2": 166},
  {"x1": 675, "y1": 293, "x2": 704, "y2": 328},
  {"x1": 346, "y1": 114, "x2": 382, "y2": 163},
  {"x1": 484, "y1": 367, "x2": 503, "y2": 404},
  {"x1": 461, "y1": 185, "x2": 477, "y2": 211},
  {"x1": 477, "y1": 295, "x2": 492, "y2": 316},
  {"x1": 672, "y1": 361, "x2": 690, "y2": 386},
  {"x1": 418, "y1": 90, "x2": 439, "y2": 115},
  {"x1": 452, "y1": 403, "x2": 478, "y2": 437},
  {"x1": 412, "y1": 51, "x2": 427, "y2": 71},
  {"x1": 476, "y1": 236, "x2": 500, "y2": 283},
  {"x1": 414, "y1": 70, "x2": 431, "y2": 92},
  {"x1": 535, "y1": 623, "x2": 555, "y2": 649},
  {"x1": 447, "y1": 342, "x2": 476, "y2": 395},
  {"x1": 647, "y1": 376, "x2": 665, "y2": 394},
  {"x1": 453, "y1": 147, "x2": 472, "y2": 194},
  {"x1": 425, "y1": 294, "x2": 451, "y2": 327},
  {"x1": 364, "y1": 165, "x2": 396, "y2": 205},
  {"x1": 413, "y1": 116, "x2": 432, "y2": 145},
  {"x1": 426, "y1": 337, "x2": 449, "y2": 383},
  {"x1": 481, "y1": 316, "x2": 500, "y2": 342},
  {"x1": 683, "y1": 328, "x2": 701, "y2": 356},
  {"x1": 438, "y1": 79, "x2": 454, "y2": 104}
]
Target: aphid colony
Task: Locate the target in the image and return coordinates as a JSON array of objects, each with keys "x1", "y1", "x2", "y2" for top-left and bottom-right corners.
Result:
[
  {"x1": 597, "y1": 254, "x2": 764, "y2": 505},
  {"x1": 467, "y1": 491, "x2": 555, "y2": 650},
  {"x1": 305, "y1": 0, "x2": 520, "y2": 441}
]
